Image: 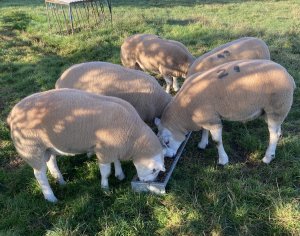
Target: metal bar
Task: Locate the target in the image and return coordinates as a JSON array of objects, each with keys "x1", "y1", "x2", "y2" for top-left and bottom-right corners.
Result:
[
  {"x1": 106, "y1": 0, "x2": 112, "y2": 22},
  {"x1": 54, "y1": 4, "x2": 63, "y2": 34},
  {"x1": 45, "y1": 2, "x2": 51, "y2": 31},
  {"x1": 73, "y1": 3, "x2": 82, "y2": 30},
  {"x1": 61, "y1": 5, "x2": 70, "y2": 33},
  {"x1": 69, "y1": 5, "x2": 74, "y2": 34},
  {"x1": 99, "y1": 0, "x2": 104, "y2": 15},
  {"x1": 50, "y1": 3, "x2": 61, "y2": 34},
  {"x1": 77, "y1": 2, "x2": 87, "y2": 29}
]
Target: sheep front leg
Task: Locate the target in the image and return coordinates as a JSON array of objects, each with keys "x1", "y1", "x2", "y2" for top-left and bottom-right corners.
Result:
[
  {"x1": 172, "y1": 77, "x2": 179, "y2": 92},
  {"x1": 34, "y1": 164, "x2": 58, "y2": 203},
  {"x1": 262, "y1": 123, "x2": 282, "y2": 164},
  {"x1": 114, "y1": 160, "x2": 125, "y2": 180},
  {"x1": 46, "y1": 154, "x2": 66, "y2": 185},
  {"x1": 99, "y1": 163, "x2": 111, "y2": 189},
  {"x1": 164, "y1": 76, "x2": 172, "y2": 93},
  {"x1": 209, "y1": 127, "x2": 229, "y2": 165},
  {"x1": 198, "y1": 129, "x2": 209, "y2": 149}
]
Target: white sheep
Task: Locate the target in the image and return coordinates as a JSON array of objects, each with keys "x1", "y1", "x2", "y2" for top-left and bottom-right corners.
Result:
[
  {"x1": 121, "y1": 33, "x2": 196, "y2": 93},
  {"x1": 187, "y1": 37, "x2": 271, "y2": 149},
  {"x1": 187, "y1": 37, "x2": 270, "y2": 77},
  {"x1": 55, "y1": 61, "x2": 172, "y2": 123},
  {"x1": 155, "y1": 60, "x2": 295, "y2": 165},
  {"x1": 7, "y1": 89, "x2": 165, "y2": 202}
]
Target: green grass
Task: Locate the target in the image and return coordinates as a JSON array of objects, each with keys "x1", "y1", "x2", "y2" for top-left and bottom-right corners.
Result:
[{"x1": 1, "y1": 0, "x2": 300, "y2": 235}]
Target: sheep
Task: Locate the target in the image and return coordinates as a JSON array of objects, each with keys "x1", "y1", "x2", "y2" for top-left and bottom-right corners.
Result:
[
  {"x1": 7, "y1": 89, "x2": 165, "y2": 202},
  {"x1": 187, "y1": 37, "x2": 271, "y2": 149},
  {"x1": 155, "y1": 59, "x2": 295, "y2": 165},
  {"x1": 121, "y1": 33, "x2": 196, "y2": 93},
  {"x1": 55, "y1": 61, "x2": 172, "y2": 123},
  {"x1": 187, "y1": 37, "x2": 270, "y2": 77}
]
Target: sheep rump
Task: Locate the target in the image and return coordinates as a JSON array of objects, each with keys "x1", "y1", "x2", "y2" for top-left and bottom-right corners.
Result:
[{"x1": 187, "y1": 37, "x2": 270, "y2": 77}]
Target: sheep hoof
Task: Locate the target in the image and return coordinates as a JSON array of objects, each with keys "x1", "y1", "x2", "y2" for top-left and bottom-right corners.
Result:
[
  {"x1": 58, "y1": 179, "x2": 67, "y2": 186},
  {"x1": 101, "y1": 186, "x2": 111, "y2": 194},
  {"x1": 197, "y1": 142, "x2": 208, "y2": 150},
  {"x1": 45, "y1": 195, "x2": 58, "y2": 203},
  {"x1": 173, "y1": 87, "x2": 179, "y2": 92},
  {"x1": 262, "y1": 155, "x2": 275, "y2": 164},
  {"x1": 116, "y1": 173, "x2": 125, "y2": 181},
  {"x1": 218, "y1": 159, "x2": 228, "y2": 166},
  {"x1": 101, "y1": 184, "x2": 109, "y2": 190}
]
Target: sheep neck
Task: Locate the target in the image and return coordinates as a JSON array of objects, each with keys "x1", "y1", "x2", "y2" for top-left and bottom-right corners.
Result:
[{"x1": 161, "y1": 100, "x2": 190, "y2": 142}]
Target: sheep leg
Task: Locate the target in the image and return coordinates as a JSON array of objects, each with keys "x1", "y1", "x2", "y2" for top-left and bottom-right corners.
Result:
[
  {"x1": 33, "y1": 164, "x2": 58, "y2": 203},
  {"x1": 198, "y1": 129, "x2": 209, "y2": 149},
  {"x1": 172, "y1": 77, "x2": 179, "y2": 92},
  {"x1": 262, "y1": 122, "x2": 282, "y2": 164},
  {"x1": 99, "y1": 163, "x2": 111, "y2": 189},
  {"x1": 114, "y1": 160, "x2": 125, "y2": 181},
  {"x1": 87, "y1": 152, "x2": 93, "y2": 158},
  {"x1": 164, "y1": 76, "x2": 172, "y2": 93},
  {"x1": 209, "y1": 127, "x2": 229, "y2": 165},
  {"x1": 46, "y1": 154, "x2": 66, "y2": 185}
]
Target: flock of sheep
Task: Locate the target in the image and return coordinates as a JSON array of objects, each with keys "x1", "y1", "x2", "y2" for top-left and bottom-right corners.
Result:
[{"x1": 7, "y1": 34, "x2": 295, "y2": 202}]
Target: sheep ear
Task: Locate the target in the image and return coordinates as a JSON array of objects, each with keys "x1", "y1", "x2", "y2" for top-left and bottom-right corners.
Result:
[{"x1": 154, "y1": 117, "x2": 161, "y2": 126}]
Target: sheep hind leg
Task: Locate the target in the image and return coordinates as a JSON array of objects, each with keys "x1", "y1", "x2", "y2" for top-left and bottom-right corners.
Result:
[
  {"x1": 164, "y1": 76, "x2": 172, "y2": 93},
  {"x1": 114, "y1": 160, "x2": 125, "y2": 181},
  {"x1": 209, "y1": 126, "x2": 229, "y2": 165},
  {"x1": 33, "y1": 163, "x2": 58, "y2": 203},
  {"x1": 172, "y1": 77, "x2": 179, "y2": 92},
  {"x1": 99, "y1": 163, "x2": 111, "y2": 189},
  {"x1": 262, "y1": 120, "x2": 282, "y2": 164},
  {"x1": 198, "y1": 129, "x2": 209, "y2": 150},
  {"x1": 46, "y1": 154, "x2": 66, "y2": 185}
]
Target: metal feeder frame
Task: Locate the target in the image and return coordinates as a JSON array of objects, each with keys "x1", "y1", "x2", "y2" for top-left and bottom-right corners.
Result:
[{"x1": 45, "y1": 0, "x2": 112, "y2": 34}]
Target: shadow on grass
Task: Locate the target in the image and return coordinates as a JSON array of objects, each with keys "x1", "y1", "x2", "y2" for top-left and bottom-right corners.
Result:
[{"x1": 0, "y1": 11, "x2": 32, "y2": 31}]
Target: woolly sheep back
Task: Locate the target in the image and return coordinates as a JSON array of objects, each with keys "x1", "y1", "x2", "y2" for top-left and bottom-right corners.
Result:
[
  {"x1": 55, "y1": 62, "x2": 172, "y2": 123},
  {"x1": 187, "y1": 37, "x2": 270, "y2": 77}
]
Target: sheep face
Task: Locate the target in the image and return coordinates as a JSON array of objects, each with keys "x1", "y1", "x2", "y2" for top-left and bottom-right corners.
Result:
[
  {"x1": 155, "y1": 118, "x2": 183, "y2": 157},
  {"x1": 133, "y1": 153, "x2": 165, "y2": 181}
]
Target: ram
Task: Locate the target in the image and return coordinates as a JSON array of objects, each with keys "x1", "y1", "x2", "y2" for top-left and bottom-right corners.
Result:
[
  {"x1": 121, "y1": 34, "x2": 195, "y2": 93},
  {"x1": 187, "y1": 37, "x2": 270, "y2": 77},
  {"x1": 55, "y1": 62, "x2": 172, "y2": 123},
  {"x1": 188, "y1": 37, "x2": 271, "y2": 150},
  {"x1": 155, "y1": 60, "x2": 295, "y2": 165},
  {"x1": 7, "y1": 89, "x2": 165, "y2": 202}
]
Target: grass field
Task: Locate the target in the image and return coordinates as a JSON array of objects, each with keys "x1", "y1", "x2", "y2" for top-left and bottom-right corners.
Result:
[{"x1": 0, "y1": 0, "x2": 300, "y2": 235}]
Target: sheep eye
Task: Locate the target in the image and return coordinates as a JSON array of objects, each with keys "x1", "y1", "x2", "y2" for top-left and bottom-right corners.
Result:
[{"x1": 152, "y1": 169, "x2": 156, "y2": 173}]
